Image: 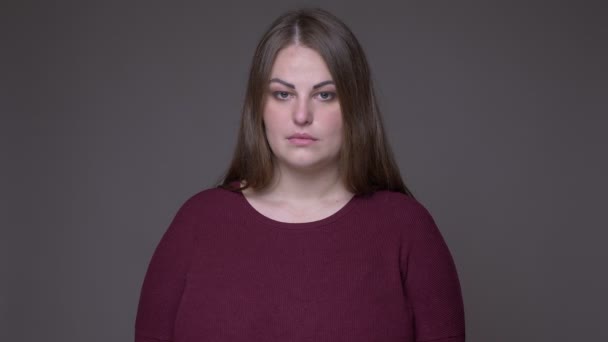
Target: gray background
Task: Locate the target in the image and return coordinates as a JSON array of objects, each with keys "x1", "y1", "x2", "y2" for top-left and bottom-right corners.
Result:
[{"x1": 3, "y1": 1, "x2": 607, "y2": 341}]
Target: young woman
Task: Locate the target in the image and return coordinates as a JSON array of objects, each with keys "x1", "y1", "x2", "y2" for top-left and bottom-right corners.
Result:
[{"x1": 135, "y1": 8, "x2": 465, "y2": 342}]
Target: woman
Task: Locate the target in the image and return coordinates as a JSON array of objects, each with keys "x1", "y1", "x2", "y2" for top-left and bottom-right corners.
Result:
[{"x1": 135, "y1": 8, "x2": 465, "y2": 342}]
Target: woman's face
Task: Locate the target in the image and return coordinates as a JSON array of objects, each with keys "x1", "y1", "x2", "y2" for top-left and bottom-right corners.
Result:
[{"x1": 263, "y1": 44, "x2": 343, "y2": 174}]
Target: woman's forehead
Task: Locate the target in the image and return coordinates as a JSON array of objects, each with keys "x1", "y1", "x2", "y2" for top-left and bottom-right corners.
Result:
[{"x1": 269, "y1": 45, "x2": 333, "y2": 83}]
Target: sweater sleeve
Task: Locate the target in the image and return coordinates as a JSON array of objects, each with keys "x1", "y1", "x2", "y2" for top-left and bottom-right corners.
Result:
[
  {"x1": 400, "y1": 201, "x2": 466, "y2": 342},
  {"x1": 134, "y1": 199, "x2": 197, "y2": 342}
]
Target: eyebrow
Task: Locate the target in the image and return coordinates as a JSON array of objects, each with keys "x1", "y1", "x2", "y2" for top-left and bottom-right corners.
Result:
[{"x1": 269, "y1": 78, "x2": 335, "y2": 89}]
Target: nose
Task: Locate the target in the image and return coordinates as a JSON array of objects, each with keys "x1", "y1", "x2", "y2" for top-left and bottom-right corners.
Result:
[{"x1": 292, "y1": 98, "x2": 312, "y2": 126}]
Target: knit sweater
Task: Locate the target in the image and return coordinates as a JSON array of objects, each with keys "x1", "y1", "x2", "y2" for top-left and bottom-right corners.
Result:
[{"x1": 135, "y1": 186, "x2": 465, "y2": 342}]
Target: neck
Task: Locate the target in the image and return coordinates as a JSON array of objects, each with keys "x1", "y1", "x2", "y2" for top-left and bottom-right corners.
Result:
[{"x1": 255, "y1": 162, "x2": 352, "y2": 204}]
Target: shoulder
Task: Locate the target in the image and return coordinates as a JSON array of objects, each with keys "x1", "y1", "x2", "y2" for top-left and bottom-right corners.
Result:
[
  {"x1": 365, "y1": 191, "x2": 441, "y2": 238},
  {"x1": 181, "y1": 185, "x2": 237, "y2": 205},
  {"x1": 366, "y1": 190, "x2": 434, "y2": 221},
  {"x1": 172, "y1": 186, "x2": 241, "y2": 220}
]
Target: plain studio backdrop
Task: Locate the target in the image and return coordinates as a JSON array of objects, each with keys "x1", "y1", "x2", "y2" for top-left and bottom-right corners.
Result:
[{"x1": 2, "y1": 1, "x2": 607, "y2": 341}]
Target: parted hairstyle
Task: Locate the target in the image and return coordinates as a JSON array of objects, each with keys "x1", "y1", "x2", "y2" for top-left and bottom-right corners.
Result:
[{"x1": 218, "y1": 8, "x2": 413, "y2": 197}]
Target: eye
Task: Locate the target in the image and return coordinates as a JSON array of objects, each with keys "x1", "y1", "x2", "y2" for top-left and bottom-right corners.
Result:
[
  {"x1": 273, "y1": 91, "x2": 291, "y2": 100},
  {"x1": 316, "y1": 92, "x2": 336, "y2": 101}
]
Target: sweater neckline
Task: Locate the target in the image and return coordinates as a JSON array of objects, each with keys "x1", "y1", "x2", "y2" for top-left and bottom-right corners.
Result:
[{"x1": 234, "y1": 189, "x2": 360, "y2": 230}]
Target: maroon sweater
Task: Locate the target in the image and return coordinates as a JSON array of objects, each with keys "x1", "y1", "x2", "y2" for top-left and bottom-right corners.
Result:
[{"x1": 135, "y1": 186, "x2": 465, "y2": 342}]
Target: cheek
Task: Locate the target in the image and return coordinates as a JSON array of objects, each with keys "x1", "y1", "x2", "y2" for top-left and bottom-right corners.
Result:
[
  {"x1": 262, "y1": 110, "x2": 287, "y2": 153},
  {"x1": 326, "y1": 108, "x2": 344, "y2": 135},
  {"x1": 262, "y1": 103, "x2": 281, "y2": 133}
]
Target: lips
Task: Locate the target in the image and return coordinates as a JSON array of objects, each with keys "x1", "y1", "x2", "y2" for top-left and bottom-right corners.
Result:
[
  {"x1": 288, "y1": 133, "x2": 318, "y2": 140},
  {"x1": 287, "y1": 133, "x2": 318, "y2": 146}
]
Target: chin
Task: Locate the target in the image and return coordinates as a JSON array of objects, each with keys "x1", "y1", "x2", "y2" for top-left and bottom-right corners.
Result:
[{"x1": 278, "y1": 157, "x2": 338, "y2": 172}]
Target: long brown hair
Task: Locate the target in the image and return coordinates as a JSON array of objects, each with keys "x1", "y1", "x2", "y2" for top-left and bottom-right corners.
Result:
[{"x1": 217, "y1": 8, "x2": 413, "y2": 197}]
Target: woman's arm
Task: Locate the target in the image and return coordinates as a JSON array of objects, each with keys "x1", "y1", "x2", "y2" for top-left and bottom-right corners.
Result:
[
  {"x1": 400, "y1": 201, "x2": 466, "y2": 342},
  {"x1": 134, "y1": 200, "x2": 197, "y2": 342}
]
